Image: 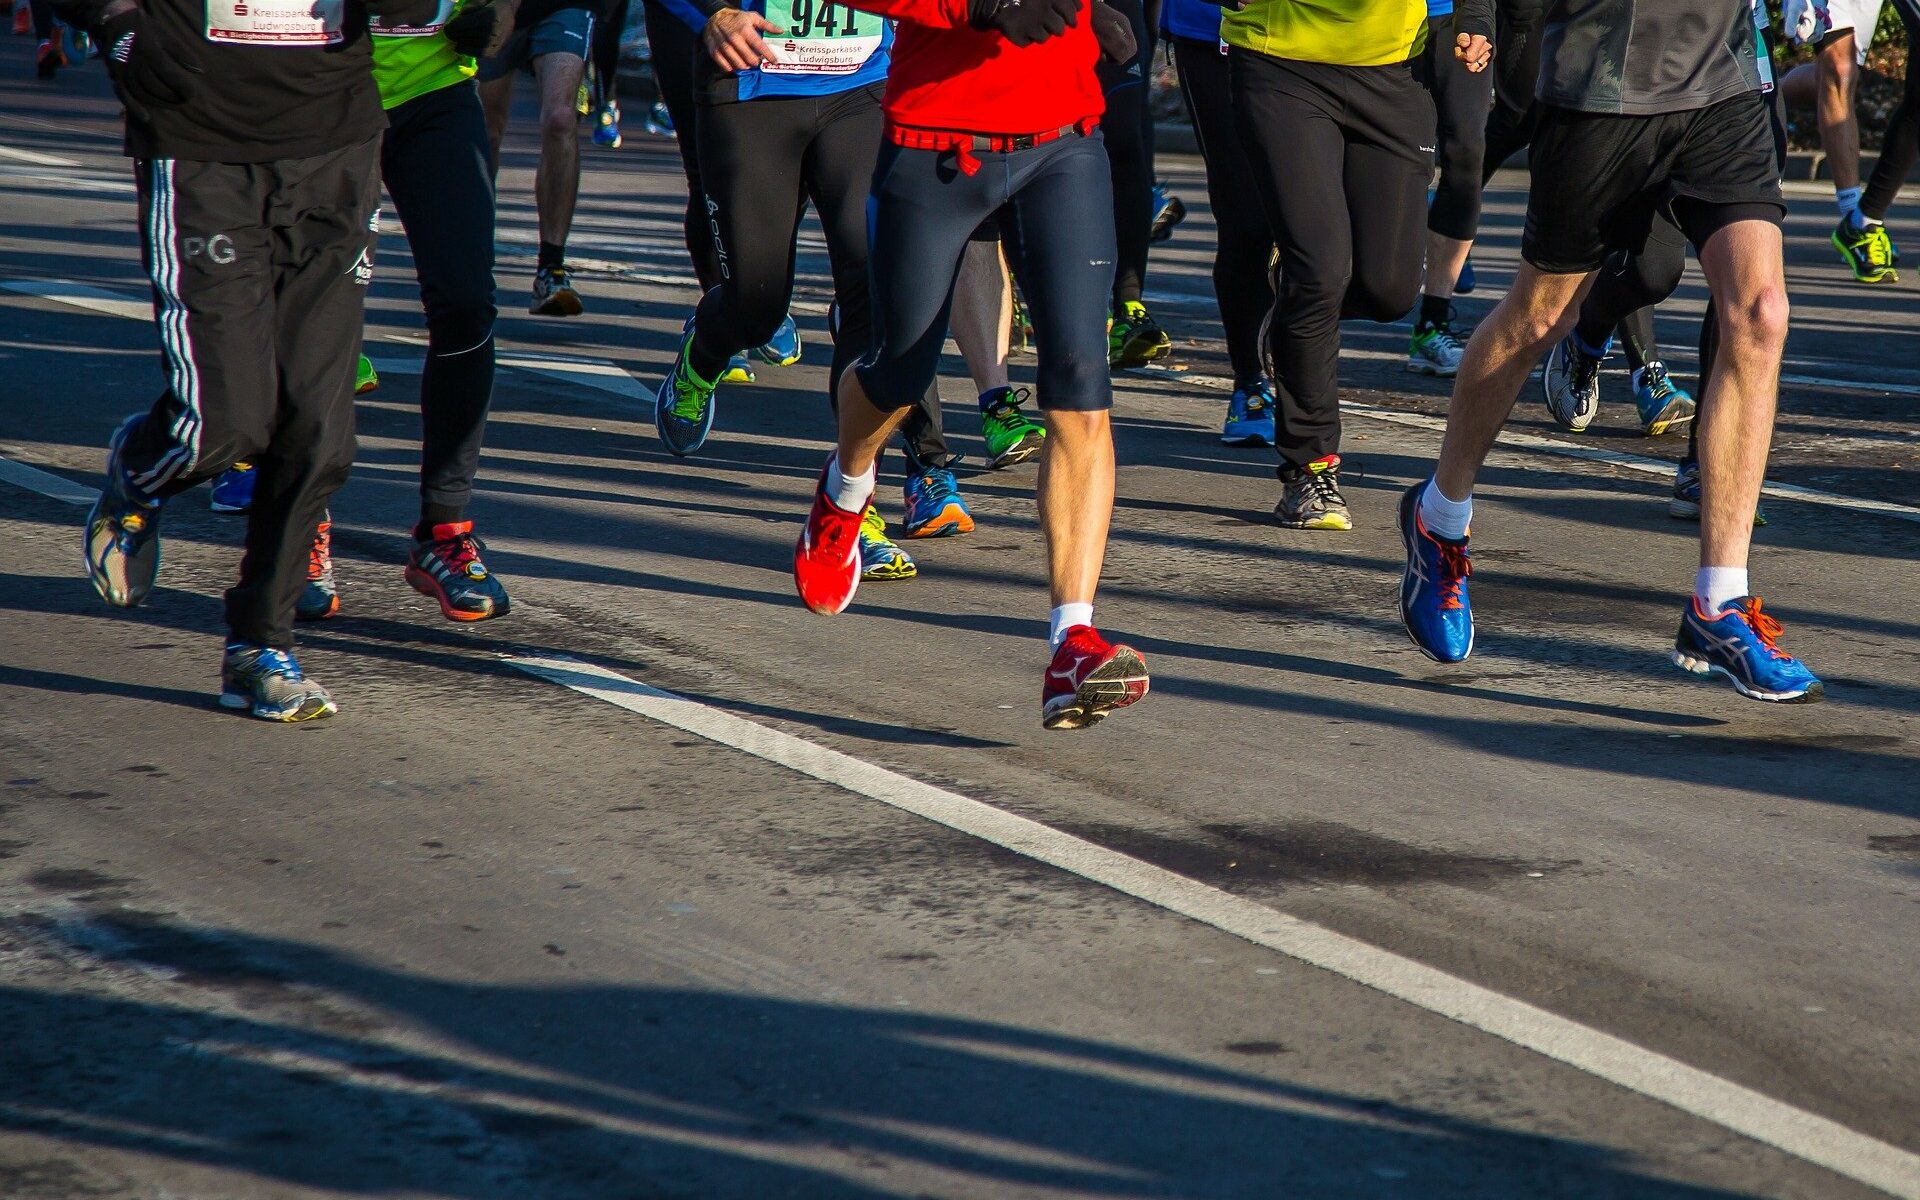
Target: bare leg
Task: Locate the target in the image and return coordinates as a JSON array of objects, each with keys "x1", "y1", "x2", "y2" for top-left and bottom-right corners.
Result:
[
  {"x1": 1432, "y1": 264, "x2": 1593, "y2": 499},
  {"x1": 951, "y1": 239, "x2": 1013, "y2": 393},
  {"x1": 834, "y1": 371, "x2": 912, "y2": 478},
  {"x1": 1037, "y1": 410, "x2": 1114, "y2": 608},
  {"x1": 1816, "y1": 35, "x2": 1863, "y2": 193},
  {"x1": 1693, "y1": 220, "x2": 1788, "y2": 571},
  {"x1": 1423, "y1": 230, "x2": 1473, "y2": 303},
  {"x1": 532, "y1": 53, "x2": 587, "y2": 251},
  {"x1": 478, "y1": 74, "x2": 514, "y2": 175}
]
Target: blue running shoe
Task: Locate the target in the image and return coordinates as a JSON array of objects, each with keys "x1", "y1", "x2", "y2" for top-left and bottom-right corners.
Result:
[
  {"x1": 1222, "y1": 379, "x2": 1277, "y2": 446},
  {"x1": 720, "y1": 353, "x2": 755, "y2": 385},
  {"x1": 1455, "y1": 256, "x2": 1476, "y2": 295},
  {"x1": 85, "y1": 415, "x2": 163, "y2": 608},
  {"x1": 1397, "y1": 482, "x2": 1473, "y2": 663},
  {"x1": 859, "y1": 506, "x2": 917, "y2": 581},
  {"x1": 592, "y1": 101, "x2": 622, "y2": 148},
  {"x1": 1668, "y1": 458, "x2": 1768, "y2": 526},
  {"x1": 1633, "y1": 361, "x2": 1695, "y2": 436},
  {"x1": 1673, "y1": 596, "x2": 1823, "y2": 703},
  {"x1": 210, "y1": 462, "x2": 256, "y2": 513},
  {"x1": 644, "y1": 100, "x2": 675, "y2": 135},
  {"x1": 1149, "y1": 182, "x2": 1187, "y2": 243},
  {"x1": 656, "y1": 322, "x2": 718, "y2": 456},
  {"x1": 903, "y1": 466, "x2": 974, "y2": 538},
  {"x1": 754, "y1": 312, "x2": 802, "y2": 366},
  {"x1": 220, "y1": 642, "x2": 338, "y2": 722}
]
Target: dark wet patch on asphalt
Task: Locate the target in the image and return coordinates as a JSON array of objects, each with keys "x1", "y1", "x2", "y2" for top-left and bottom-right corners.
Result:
[
  {"x1": 27, "y1": 867, "x2": 131, "y2": 897},
  {"x1": 1868, "y1": 833, "x2": 1920, "y2": 858}
]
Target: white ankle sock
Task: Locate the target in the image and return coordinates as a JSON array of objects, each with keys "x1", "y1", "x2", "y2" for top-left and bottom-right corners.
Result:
[
  {"x1": 1837, "y1": 185, "x2": 1864, "y2": 222},
  {"x1": 1418, "y1": 478, "x2": 1472, "y2": 540},
  {"x1": 825, "y1": 456, "x2": 874, "y2": 512},
  {"x1": 1049, "y1": 603, "x2": 1094, "y2": 648},
  {"x1": 1695, "y1": 567, "x2": 1749, "y2": 615}
]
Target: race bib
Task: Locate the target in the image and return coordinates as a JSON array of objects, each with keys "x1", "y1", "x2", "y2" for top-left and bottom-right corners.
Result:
[
  {"x1": 206, "y1": 0, "x2": 346, "y2": 45},
  {"x1": 759, "y1": 0, "x2": 882, "y2": 75},
  {"x1": 372, "y1": 0, "x2": 456, "y2": 36}
]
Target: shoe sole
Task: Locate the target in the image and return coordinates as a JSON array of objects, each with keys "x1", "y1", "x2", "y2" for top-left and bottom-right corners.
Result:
[
  {"x1": 988, "y1": 435, "x2": 1046, "y2": 469},
  {"x1": 296, "y1": 595, "x2": 341, "y2": 622},
  {"x1": 1406, "y1": 358, "x2": 1458, "y2": 378},
  {"x1": 1275, "y1": 512, "x2": 1353, "y2": 531},
  {"x1": 530, "y1": 291, "x2": 584, "y2": 317},
  {"x1": 861, "y1": 563, "x2": 918, "y2": 582},
  {"x1": 404, "y1": 565, "x2": 508, "y2": 622},
  {"x1": 903, "y1": 505, "x2": 974, "y2": 539},
  {"x1": 356, "y1": 379, "x2": 379, "y2": 395},
  {"x1": 1642, "y1": 403, "x2": 1696, "y2": 437},
  {"x1": 220, "y1": 690, "x2": 339, "y2": 722},
  {"x1": 720, "y1": 365, "x2": 756, "y2": 384},
  {"x1": 1671, "y1": 651, "x2": 1824, "y2": 704},
  {"x1": 209, "y1": 500, "x2": 249, "y2": 514},
  {"x1": 1043, "y1": 646, "x2": 1150, "y2": 731},
  {"x1": 1111, "y1": 341, "x2": 1172, "y2": 370}
]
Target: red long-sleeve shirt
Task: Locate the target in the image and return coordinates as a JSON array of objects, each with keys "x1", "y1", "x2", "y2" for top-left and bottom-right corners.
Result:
[{"x1": 850, "y1": 0, "x2": 1104, "y2": 136}]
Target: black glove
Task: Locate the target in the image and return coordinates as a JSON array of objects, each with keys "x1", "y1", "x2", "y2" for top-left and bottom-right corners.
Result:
[
  {"x1": 968, "y1": 0, "x2": 1079, "y2": 47},
  {"x1": 441, "y1": 0, "x2": 509, "y2": 55},
  {"x1": 98, "y1": 9, "x2": 197, "y2": 127},
  {"x1": 363, "y1": 0, "x2": 446, "y2": 29},
  {"x1": 1090, "y1": 0, "x2": 1134, "y2": 62}
]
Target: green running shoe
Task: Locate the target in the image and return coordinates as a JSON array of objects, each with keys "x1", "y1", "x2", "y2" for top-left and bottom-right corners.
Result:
[
  {"x1": 655, "y1": 324, "x2": 719, "y2": 456},
  {"x1": 1108, "y1": 300, "x2": 1172, "y2": 368},
  {"x1": 1833, "y1": 217, "x2": 1898, "y2": 285},
  {"x1": 858, "y1": 506, "x2": 917, "y2": 581},
  {"x1": 355, "y1": 354, "x2": 379, "y2": 395},
  {"x1": 979, "y1": 385, "x2": 1046, "y2": 469}
]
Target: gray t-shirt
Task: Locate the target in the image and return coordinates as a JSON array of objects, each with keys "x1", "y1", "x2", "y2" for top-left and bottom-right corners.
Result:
[{"x1": 1537, "y1": 0, "x2": 1765, "y2": 116}]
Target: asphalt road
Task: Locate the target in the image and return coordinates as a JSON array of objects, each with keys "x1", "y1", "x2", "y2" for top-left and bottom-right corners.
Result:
[{"x1": 2, "y1": 47, "x2": 1918, "y2": 1200}]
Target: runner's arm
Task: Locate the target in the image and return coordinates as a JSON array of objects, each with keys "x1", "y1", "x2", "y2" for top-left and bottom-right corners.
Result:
[{"x1": 842, "y1": 0, "x2": 971, "y2": 30}]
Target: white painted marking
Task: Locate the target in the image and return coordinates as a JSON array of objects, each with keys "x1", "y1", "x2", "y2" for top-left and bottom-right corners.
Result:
[
  {"x1": 509, "y1": 653, "x2": 1920, "y2": 1200},
  {"x1": 0, "y1": 145, "x2": 79, "y2": 167},
  {"x1": 0, "y1": 456, "x2": 94, "y2": 505},
  {"x1": 367, "y1": 352, "x2": 655, "y2": 409},
  {"x1": 1, "y1": 278, "x2": 150, "y2": 322},
  {"x1": 1129, "y1": 364, "x2": 1920, "y2": 526}
]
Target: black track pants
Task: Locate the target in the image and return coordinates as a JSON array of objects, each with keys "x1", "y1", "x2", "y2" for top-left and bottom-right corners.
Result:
[
  {"x1": 1863, "y1": 0, "x2": 1920, "y2": 221},
  {"x1": 1174, "y1": 35, "x2": 1274, "y2": 385},
  {"x1": 594, "y1": 0, "x2": 629, "y2": 107},
  {"x1": 1233, "y1": 49, "x2": 1432, "y2": 469},
  {"x1": 643, "y1": 2, "x2": 723, "y2": 289},
  {"x1": 123, "y1": 137, "x2": 380, "y2": 648},
  {"x1": 1099, "y1": 0, "x2": 1154, "y2": 308},
  {"x1": 1480, "y1": 0, "x2": 1543, "y2": 178},
  {"x1": 1423, "y1": 13, "x2": 1492, "y2": 241},
  {"x1": 382, "y1": 81, "x2": 498, "y2": 528}
]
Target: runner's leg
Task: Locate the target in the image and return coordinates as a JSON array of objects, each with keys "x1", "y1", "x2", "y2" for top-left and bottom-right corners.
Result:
[
  {"x1": 1861, "y1": 0, "x2": 1919, "y2": 223},
  {"x1": 1692, "y1": 219, "x2": 1787, "y2": 576},
  {"x1": 531, "y1": 40, "x2": 588, "y2": 268}
]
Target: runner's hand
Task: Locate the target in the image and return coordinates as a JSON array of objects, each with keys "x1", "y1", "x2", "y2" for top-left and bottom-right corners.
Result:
[
  {"x1": 704, "y1": 7, "x2": 782, "y2": 71},
  {"x1": 1454, "y1": 31, "x2": 1491, "y2": 72},
  {"x1": 970, "y1": 0, "x2": 1080, "y2": 47},
  {"x1": 442, "y1": 0, "x2": 512, "y2": 56},
  {"x1": 97, "y1": 9, "x2": 198, "y2": 127},
  {"x1": 1091, "y1": 0, "x2": 1135, "y2": 63}
]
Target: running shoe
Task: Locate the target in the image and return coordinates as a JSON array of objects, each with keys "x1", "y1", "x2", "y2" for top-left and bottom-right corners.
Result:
[
  {"x1": 296, "y1": 517, "x2": 340, "y2": 622},
  {"x1": 754, "y1": 312, "x2": 802, "y2": 367},
  {"x1": 1397, "y1": 482, "x2": 1473, "y2": 664},
  {"x1": 1455, "y1": 256, "x2": 1476, "y2": 295},
  {"x1": 1407, "y1": 319, "x2": 1466, "y2": 377},
  {"x1": 1108, "y1": 300, "x2": 1172, "y2": 368},
  {"x1": 209, "y1": 462, "x2": 256, "y2": 514},
  {"x1": 405, "y1": 520, "x2": 511, "y2": 621},
  {"x1": 655, "y1": 324, "x2": 718, "y2": 456},
  {"x1": 1672, "y1": 596, "x2": 1823, "y2": 703},
  {"x1": 1542, "y1": 334, "x2": 1603, "y2": 432},
  {"x1": 220, "y1": 643, "x2": 338, "y2": 722},
  {"x1": 1633, "y1": 361, "x2": 1695, "y2": 436},
  {"x1": 1010, "y1": 290, "x2": 1033, "y2": 353},
  {"x1": 793, "y1": 462, "x2": 867, "y2": 615},
  {"x1": 356, "y1": 354, "x2": 379, "y2": 395},
  {"x1": 1041, "y1": 624, "x2": 1149, "y2": 731},
  {"x1": 980, "y1": 386, "x2": 1046, "y2": 468},
  {"x1": 530, "y1": 265, "x2": 584, "y2": 316},
  {"x1": 1832, "y1": 217, "x2": 1899, "y2": 285},
  {"x1": 858, "y1": 506, "x2": 917, "y2": 581},
  {"x1": 1149, "y1": 183, "x2": 1186, "y2": 243},
  {"x1": 720, "y1": 354, "x2": 755, "y2": 384},
  {"x1": 35, "y1": 37, "x2": 64, "y2": 77},
  {"x1": 1667, "y1": 458, "x2": 1768, "y2": 526},
  {"x1": 903, "y1": 466, "x2": 974, "y2": 538},
  {"x1": 11, "y1": 7, "x2": 30, "y2": 35},
  {"x1": 85, "y1": 415, "x2": 163, "y2": 608},
  {"x1": 1275, "y1": 455, "x2": 1352, "y2": 530},
  {"x1": 1221, "y1": 379, "x2": 1276, "y2": 447},
  {"x1": 644, "y1": 100, "x2": 675, "y2": 135},
  {"x1": 592, "y1": 101, "x2": 623, "y2": 148}
]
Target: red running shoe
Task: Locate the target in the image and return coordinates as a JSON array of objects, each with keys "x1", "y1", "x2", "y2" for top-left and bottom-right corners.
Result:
[
  {"x1": 1042, "y1": 625, "x2": 1149, "y2": 730},
  {"x1": 793, "y1": 463, "x2": 867, "y2": 615},
  {"x1": 405, "y1": 520, "x2": 511, "y2": 622}
]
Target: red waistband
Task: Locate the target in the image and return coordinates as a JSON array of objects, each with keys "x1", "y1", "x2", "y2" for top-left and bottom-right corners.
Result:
[{"x1": 887, "y1": 118, "x2": 1100, "y2": 176}]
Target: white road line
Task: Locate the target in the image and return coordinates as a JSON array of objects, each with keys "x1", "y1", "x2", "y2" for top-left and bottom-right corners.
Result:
[
  {"x1": 1, "y1": 278, "x2": 150, "y2": 322},
  {"x1": 0, "y1": 145, "x2": 79, "y2": 168},
  {"x1": 367, "y1": 353, "x2": 656, "y2": 408},
  {"x1": 509, "y1": 653, "x2": 1920, "y2": 1200},
  {"x1": 1130, "y1": 364, "x2": 1920, "y2": 526},
  {"x1": 0, "y1": 457, "x2": 93, "y2": 505}
]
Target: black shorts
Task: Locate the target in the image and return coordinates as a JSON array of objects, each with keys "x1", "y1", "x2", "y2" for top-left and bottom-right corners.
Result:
[{"x1": 1522, "y1": 92, "x2": 1784, "y2": 274}]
